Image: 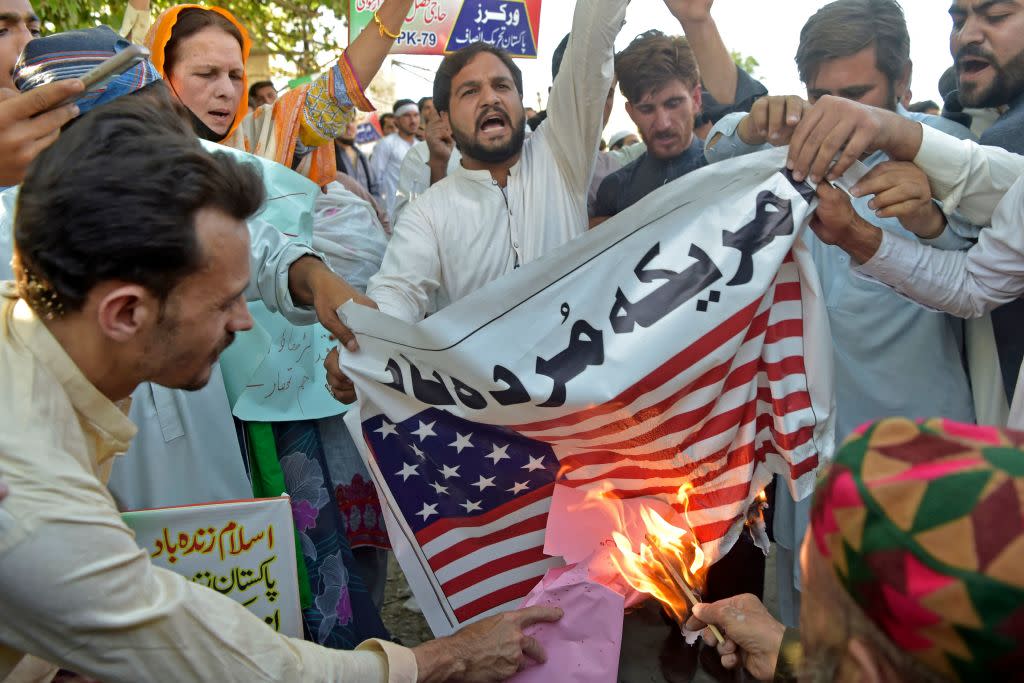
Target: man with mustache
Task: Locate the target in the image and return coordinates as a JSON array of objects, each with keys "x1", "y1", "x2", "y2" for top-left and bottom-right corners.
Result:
[
  {"x1": 0, "y1": 94, "x2": 562, "y2": 683},
  {"x1": 946, "y1": 0, "x2": 1024, "y2": 413},
  {"x1": 702, "y1": 0, "x2": 978, "y2": 638},
  {"x1": 324, "y1": 0, "x2": 630, "y2": 347},
  {"x1": 591, "y1": 0, "x2": 767, "y2": 221}
]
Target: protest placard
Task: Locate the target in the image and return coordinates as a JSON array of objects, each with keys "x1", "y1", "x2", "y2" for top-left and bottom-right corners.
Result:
[
  {"x1": 349, "y1": 0, "x2": 543, "y2": 57},
  {"x1": 123, "y1": 498, "x2": 303, "y2": 638}
]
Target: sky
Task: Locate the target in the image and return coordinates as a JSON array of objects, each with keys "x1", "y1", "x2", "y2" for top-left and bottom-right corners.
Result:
[{"x1": 380, "y1": 0, "x2": 958, "y2": 138}]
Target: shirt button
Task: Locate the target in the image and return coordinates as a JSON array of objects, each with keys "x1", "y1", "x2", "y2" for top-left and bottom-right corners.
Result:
[{"x1": 513, "y1": 242, "x2": 520, "y2": 249}]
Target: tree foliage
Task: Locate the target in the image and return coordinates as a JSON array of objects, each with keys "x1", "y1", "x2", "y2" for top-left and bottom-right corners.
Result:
[
  {"x1": 730, "y1": 50, "x2": 759, "y2": 77},
  {"x1": 35, "y1": 0, "x2": 350, "y2": 76}
]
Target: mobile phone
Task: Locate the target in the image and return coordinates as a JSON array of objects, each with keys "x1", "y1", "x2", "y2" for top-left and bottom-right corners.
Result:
[{"x1": 68, "y1": 44, "x2": 150, "y2": 102}]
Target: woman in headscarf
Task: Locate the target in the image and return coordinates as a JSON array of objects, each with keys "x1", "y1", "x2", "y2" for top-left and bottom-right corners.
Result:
[{"x1": 142, "y1": 1, "x2": 412, "y2": 187}]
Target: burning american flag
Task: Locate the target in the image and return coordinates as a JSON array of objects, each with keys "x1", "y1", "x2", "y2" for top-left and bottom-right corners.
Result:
[{"x1": 342, "y1": 148, "x2": 835, "y2": 634}]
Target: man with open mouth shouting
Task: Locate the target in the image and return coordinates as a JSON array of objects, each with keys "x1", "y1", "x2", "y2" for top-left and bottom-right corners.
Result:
[{"x1": 947, "y1": 0, "x2": 1024, "y2": 415}]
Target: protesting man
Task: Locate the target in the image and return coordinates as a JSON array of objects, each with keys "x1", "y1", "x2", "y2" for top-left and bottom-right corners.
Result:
[
  {"x1": 0, "y1": 94, "x2": 560, "y2": 683},
  {"x1": 323, "y1": 0, "x2": 629, "y2": 375},
  {"x1": 392, "y1": 93, "x2": 462, "y2": 222},
  {"x1": 687, "y1": 417, "x2": 1024, "y2": 682},
  {"x1": 371, "y1": 98, "x2": 420, "y2": 216},
  {"x1": 703, "y1": 0, "x2": 979, "y2": 631},
  {"x1": 772, "y1": 94, "x2": 1024, "y2": 427},
  {"x1": 592, "y1": 0, "x2": 767, "y2": 221}
]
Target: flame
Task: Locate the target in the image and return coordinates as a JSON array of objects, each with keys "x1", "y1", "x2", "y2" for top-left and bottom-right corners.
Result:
[{"x1": 604, "y1": 484, "x2": 708, "y2": 624}]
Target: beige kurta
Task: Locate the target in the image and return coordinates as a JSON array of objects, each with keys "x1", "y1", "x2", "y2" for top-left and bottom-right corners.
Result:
[{"x1": 0, "y1": 286, "x2": 416, "y2": 683}]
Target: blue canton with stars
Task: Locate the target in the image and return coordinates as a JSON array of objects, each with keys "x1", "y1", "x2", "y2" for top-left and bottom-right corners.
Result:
[{"x1": 363, "y1": 408, "x2": 559, "y2": 534}]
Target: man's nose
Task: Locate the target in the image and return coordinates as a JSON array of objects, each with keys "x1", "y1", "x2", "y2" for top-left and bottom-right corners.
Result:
[{"x1": 955, "y1": 14, "x2": 986, "y2": 50}]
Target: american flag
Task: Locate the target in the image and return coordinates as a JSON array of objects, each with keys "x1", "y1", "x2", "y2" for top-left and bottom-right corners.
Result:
[
  {"x1": 361, "y1": 253, "x2": 818, "y2": 626},
  {"x1": 364, "y1": 410, "x2": 564, "y2": 623},
  {"x1": 514, "y1": 254, "x2": 818, "y2": 549}
]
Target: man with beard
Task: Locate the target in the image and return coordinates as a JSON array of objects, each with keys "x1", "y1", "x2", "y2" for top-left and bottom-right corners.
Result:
[
  {"x1": 370, "y1": 98, "x2": 420, "y2": 216},
  {"x1": 946, "y1": 0, "x2": 1024, "y2": 413},
  {"x1": 0, "y1": 94, "x2": 562, "y2": 683},
  {"x1": 704, "y1": 0, "x2": 978, "y2": 633},
  {"x1": 334, "y1": 0, "x2": 629, "y2": 338}
]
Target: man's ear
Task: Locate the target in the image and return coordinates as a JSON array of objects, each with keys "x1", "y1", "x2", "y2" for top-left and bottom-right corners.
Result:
[
  {"x1": 625, "y1": 100, "x2": 639, "y2": 125},
  {"x1": 895, "y1": 61, "x2": 913, "y2": 104},
  {"x1": 845, "y1": 637, "x2": 884, "y2": 683},
  {"x1": 96, "y1": 284, "x2": 157, "y2": 343}
]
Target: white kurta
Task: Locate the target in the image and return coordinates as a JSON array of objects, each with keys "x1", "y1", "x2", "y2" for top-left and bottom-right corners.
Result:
[
  {"x1": 367, "y1": 0, "x2": 625, "y2": 322},
  {"x1": 855, "y1": 126, "x2": 1024, "y2": 428},
  {"x1": 391, "y1": 140, "x2": 462, "y2": 224}
]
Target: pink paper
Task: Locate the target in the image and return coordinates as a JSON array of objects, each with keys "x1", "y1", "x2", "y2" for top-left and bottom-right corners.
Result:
[
  {"x1": 511, "y1": 561, "x2": 625, "y2": 683},
  {"x1": 544, "y1": 484, "x2": 679, "y2": 564}
]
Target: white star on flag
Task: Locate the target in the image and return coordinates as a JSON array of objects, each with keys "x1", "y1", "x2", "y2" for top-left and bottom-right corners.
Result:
[
  {"x1": 460, "y1": 500, "x2": 483, "y2": 513},
  {"x1": 374, "y1": 421, "x2": 398, "y2": 439},
  {"x1": 485, "y1": 444, "x2": 510, "y2": 465},
  {"x1": 396, "y1": 462, "x2": 420, "y2": 481},
  {"x1": 472, "y1": 475, "x2": 496, "y2": 492},
  {"x1": 450, "y1": 433, "x2": 474, "y2": 453},
  {"x1": 440, "y1": 464, "x2": 461, "y2": 479},
  {"x1": 430, "y1": 481, "x2": 449, "y2": 496},
  {"x1": 522, "y1": 455, "x2": 547, "y2": 472},
  {"x1": 411, "y1": 443, "x2": 425, "y2": 458},
  {"x1": 508, "y1": 482, "x2": 530, "y2": 495},
  {"x1": 412, "y1": 421, "x2": 437, "y2": 441},
  {"x1": 417, "y1": 503, "x2": 438, "y2": 521}
]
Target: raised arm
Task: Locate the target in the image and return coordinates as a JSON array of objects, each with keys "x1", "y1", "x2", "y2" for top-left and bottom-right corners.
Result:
[
  {"x1": 544, "y1": 0, "x2": 629, "y2": 197},
  {"x1": 664, "y1": 0, "x2": 737, "y2": 105},
  {"x1": 345, "y1": 0, "x2": 416, "y2": 92}
]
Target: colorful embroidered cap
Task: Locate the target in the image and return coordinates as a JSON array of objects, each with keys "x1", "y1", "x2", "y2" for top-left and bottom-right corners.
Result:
[
  {"x1": 811, "y1": 417, "x2": 1024, "y2": 681},
  {"x1": 14, "y1": 26, "x2": 162, "y2": 116}
]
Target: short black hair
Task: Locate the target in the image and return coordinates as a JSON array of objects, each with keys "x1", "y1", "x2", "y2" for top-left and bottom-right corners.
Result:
[
  {"x1": 14, "y1": 95, "x2": 265, "y2": 317},
  {"x1": 248, "y1": 80, "x2": 275, "y2": 99},
  {"x1": 796, "y1": 0, "x2": 910, "y2": 87},
  {"x1": 393, "y1": 98, "x2": 416, "y2": 113},
  {"x1": 418, "y1": 96, "x2": 433, "y2": 112},
  {"x1": 433, "y1": 43, "x2": 523, "y2": 114}
]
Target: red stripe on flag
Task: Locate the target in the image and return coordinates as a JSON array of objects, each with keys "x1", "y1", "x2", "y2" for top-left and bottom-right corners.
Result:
[
  {"x1": 756, "y1": 387, "x2": 812, "y2": 416},
  {"x1": 453, "y1": 576, "x2": 550, "y2": 622},
  {"x1": 440, "y1": 546, "x2": 551, "y2": 597},
  {"x1": 764, "y1": 318, "x2": 803, "y2": 344},
  {"x1": 773, "y1": 281, "x2": 802, "y2": 303},
  {"x1": 510, "y1": 297, "x2": 766, "y2": 433},
  {"x1": 425, "y1": 513, "x2": 548, "y2": 572},
  {"x1": 415, "y1": 483, "x2": 554, "y2": 545},
  {"x1": 692, "y1": 518, "x2": 738, "y2": 544}
]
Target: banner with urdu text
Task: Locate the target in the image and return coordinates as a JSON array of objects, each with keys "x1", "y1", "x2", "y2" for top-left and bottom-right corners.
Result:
[
  {"x1": 349, "y1": 0, "x2": 543, "y2": 57},
  {"x1": 341, "y1": 148, "x2": 835, "y2": 635}
]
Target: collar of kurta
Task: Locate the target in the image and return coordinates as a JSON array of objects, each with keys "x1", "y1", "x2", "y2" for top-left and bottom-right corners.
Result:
[
  {"x1": 2, "y1": 284, "x2": 136, "y2": 459},
  {"x1": 450, "y1": 156, "x2": 524, "y2": 185}
]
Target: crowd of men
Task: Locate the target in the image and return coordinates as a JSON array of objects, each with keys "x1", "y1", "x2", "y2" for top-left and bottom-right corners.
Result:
[{"x1": 1, "y1": 0, "x2": 1024, "y2": 681}]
